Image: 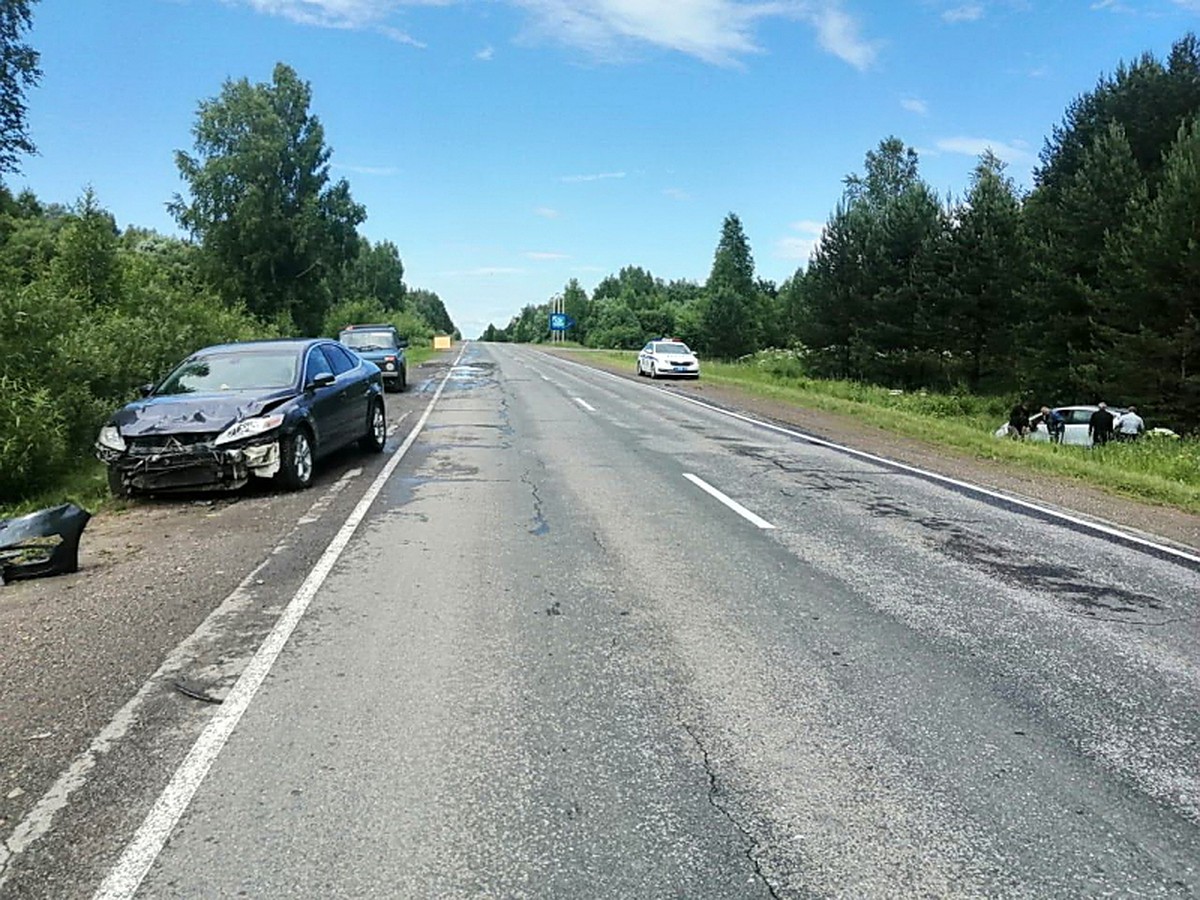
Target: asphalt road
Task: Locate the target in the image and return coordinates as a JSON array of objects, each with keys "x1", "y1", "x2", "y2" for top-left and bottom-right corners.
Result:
[{"x1": 6, "y1": 342, "x2": 1200, "y2": 898}]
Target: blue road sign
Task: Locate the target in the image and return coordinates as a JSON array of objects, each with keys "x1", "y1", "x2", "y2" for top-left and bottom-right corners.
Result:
[{"x1": 549, "y1": 313, "x2": 575, "y2": 331}]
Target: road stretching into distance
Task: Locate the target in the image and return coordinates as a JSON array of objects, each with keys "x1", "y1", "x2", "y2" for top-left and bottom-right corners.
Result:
[{"x1": 4, "y1": 342, "x2": 1200, "y2": 898}]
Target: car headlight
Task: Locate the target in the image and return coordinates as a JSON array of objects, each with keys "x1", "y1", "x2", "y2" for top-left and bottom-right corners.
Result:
[
  {"x1": 97, "y1": 424, "x2": 126, "y2": 452},
  {"x1": 214, "y1": 414, "x2": 285, "y2": 447}
]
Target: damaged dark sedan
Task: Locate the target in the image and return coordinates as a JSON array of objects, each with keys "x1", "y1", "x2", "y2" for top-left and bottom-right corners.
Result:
[{"x1": 96, "y1": 339, "x2": 387, "y2": 496}]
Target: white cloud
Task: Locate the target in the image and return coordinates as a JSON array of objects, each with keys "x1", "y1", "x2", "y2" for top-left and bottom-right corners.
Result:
[
  {"x1": 775, "y1": 219, "x2": 823, "y2": 263},
  {"x1": 803, "y1": 3, "x2": 877, "y2": 70},
  {"x1": 236, "y1": 1, "x2": 437, "y2": 44},
  {"x1": 942, "y1": 4, "x2": 984, "y2": 22},
  {"x1": 476, "y1": 44, "x2": 495, "y2": 60},
  {"x1": 935, "y1": 136, "x2": 1034, "y2": 166},
  {"x1": 237, "y1": 1, "x2": 879, "y2": 69},
  {"x1": 901, "y1": 96, "x2": 928, "y2": 116},
  {"x1": 524, "y1": 251, "x2": 570, "y2": 260},
  {"x1": 333, "y1": 163, "x2": 399, "y2": 175},
  {"x1": 662, "y1": 187, "x2": 691, "y2": 201},
  {"x1": 534, "y1": 206, "x2": 561, "y2": 218},
  {"x1": 559, "y1": 171, "x2": 626, "y2": 183}
]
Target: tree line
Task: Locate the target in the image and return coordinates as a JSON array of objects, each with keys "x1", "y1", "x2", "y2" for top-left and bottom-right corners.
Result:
[
  {"x1": 0, "y1": 34, "x2": 454, "y2": 501},
  {"x1": 483, "y1": 33, "x2": 1200, "y2": 434}
]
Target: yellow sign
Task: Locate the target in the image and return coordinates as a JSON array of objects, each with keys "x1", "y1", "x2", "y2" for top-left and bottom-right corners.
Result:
[{"x1": 433, "y1": 335, "x2": 452, "y2": 350}]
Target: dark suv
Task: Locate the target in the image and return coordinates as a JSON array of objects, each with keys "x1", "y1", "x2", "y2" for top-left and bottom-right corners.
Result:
[{"x1": 338, "y1": 324, "x2": 408, "y2": 392}]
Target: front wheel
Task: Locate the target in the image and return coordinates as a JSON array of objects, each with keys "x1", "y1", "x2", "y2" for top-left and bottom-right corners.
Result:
[
  {"x1": 279, "y1": 428, "x2": 315, "y2": 490},
  {"x1": 107, "y1": 465, "x2": 133, "y2": 499},
  {"x1": 360, "y1": 400, "x2": 386, "y2": 453},
  {"x1": 649, "y1": 363, "x2": 658, "y2": 379}
]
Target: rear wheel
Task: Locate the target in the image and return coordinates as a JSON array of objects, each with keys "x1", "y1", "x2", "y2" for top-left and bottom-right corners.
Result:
[
  {"x1": 360, "y1": 400, "x2": 386, "y2": 453},
  {"x1": 279, "y1": 427, "x2": 315, "y2": 490}
]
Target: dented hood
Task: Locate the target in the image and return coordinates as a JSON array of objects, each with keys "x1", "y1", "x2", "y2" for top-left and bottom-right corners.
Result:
[{"x1": 113, "y1": 389, "x2": 296, "y2": 436}]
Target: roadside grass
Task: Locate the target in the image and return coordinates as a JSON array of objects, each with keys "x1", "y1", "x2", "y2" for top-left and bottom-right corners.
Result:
[
  {"x1": 0, "y1": 459, "x2": 115, "y2": 520},
  {"x1": 406, "y1": 346, "x2": 440, "y2": 367},
  {"x1": 564, "y1": 348, "x2": 1200, "y2": 514}
]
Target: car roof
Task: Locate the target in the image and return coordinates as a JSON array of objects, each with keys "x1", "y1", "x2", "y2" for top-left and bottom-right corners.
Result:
[
  {"x1": 339, "y1": 323, "x2": 397, "y2": 331},
  {"x1": 193, "y1": 338, "x2": 324, "y2": 356}
]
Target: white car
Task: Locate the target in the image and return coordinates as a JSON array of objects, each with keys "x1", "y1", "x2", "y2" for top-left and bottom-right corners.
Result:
[
  {"x1": 636, "y1": 339, "x2": 700, "y2": 379},
  {"x1": 995, "y1": 405, "x2": 1124, "y2": 446}
]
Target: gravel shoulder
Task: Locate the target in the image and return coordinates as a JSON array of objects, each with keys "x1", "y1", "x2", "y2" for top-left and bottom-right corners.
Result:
[{"x1": 539, "y1": 347, "x2": 1200, "y2": 554}]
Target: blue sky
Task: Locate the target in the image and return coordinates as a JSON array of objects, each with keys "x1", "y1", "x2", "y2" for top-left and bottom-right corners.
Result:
[{"x1": 15, "y1": 1, "x2": 1200, "y2": 337}]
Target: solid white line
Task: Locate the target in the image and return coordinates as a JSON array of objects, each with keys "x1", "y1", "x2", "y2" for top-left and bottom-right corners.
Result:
[
  {"x1": 683, "y1": 473, "x2": 776, "y2": 530},
  {"x1": 573, "y1": 397, "x2": 596, "y2": 413},
  {"x1": 92, "y1": 345, "x2": 468, "y2": 900},
  {"x1": 535, "y1": 350, "x2": 1200, "y2": 568}
]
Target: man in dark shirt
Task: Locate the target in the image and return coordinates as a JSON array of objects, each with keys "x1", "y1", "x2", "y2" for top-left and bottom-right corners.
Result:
[
  {"x1": 1088, "y1": 402, "x2": 1114, "y2": 446},
  {"x1": 1008, "y1": 402, "x2": 1030, "y2": 439}
]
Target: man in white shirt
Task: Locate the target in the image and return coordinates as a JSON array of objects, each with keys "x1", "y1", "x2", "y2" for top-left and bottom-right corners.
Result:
[{"x1": 1117, "y1": 406, "x2": 1145, "y2": 442}]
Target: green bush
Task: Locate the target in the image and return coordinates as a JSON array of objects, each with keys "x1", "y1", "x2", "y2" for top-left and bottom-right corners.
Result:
[{"x1": 0, "y1": 375, "x2": 69, "y2": 502}]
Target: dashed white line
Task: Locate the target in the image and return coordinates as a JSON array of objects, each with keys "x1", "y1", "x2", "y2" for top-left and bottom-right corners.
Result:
[
  {"x1": 386, "y1": 409, "x2": 412, "y2": 438},
  {"x1": 91, "y1": 346, "x2": 467, "y2": 900},
  {"x1": 683, "y1": 473, "x2": 776, "y2": 530},
  {"x1": 296, "y1": 468, "x2": 361, "y2": 525},
  {"x1": 573, "y1": 397, "x2": 596, "y2": 413}
]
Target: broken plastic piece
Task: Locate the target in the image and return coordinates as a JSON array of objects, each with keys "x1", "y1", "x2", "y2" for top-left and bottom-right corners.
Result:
[{"x1": 0, "y1": 503, "x2": 91, "y2": 583}]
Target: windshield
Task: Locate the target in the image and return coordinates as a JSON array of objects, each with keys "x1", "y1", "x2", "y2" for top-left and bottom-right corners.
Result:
[
  {"x1": 340, "y1": 330, "x2": 396, "y2": 351},
  {"x1": 655, "y1": 343, "x2": 692, "y2": 355},
  {"x1": 157, "y1": 352, "x2": 300, "y2": 394}
]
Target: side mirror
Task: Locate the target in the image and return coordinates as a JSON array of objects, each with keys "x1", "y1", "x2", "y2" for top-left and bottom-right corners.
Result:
[
  {"x1": 138, "y1": 383, "x2": 155, "y2": 397},
  {"x1": 307, "y1": 372, "x2": 335, "y2": 390},
  {"x1": 396, "y1": 338, "x2": 409, "y2": 349}
]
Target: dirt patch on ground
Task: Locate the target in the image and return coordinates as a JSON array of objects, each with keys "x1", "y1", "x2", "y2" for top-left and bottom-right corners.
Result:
[{"x1": 543, "y1": 349, "x2": 1200, "y2": 554}]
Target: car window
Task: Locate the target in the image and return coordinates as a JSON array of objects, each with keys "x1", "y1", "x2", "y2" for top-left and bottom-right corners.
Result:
[
  {"x1": 158, "y1": 351, "x2": 299, "y2": 394},
  {"x1": 324, "y1": 343, "x2": 357, "y2": 375},
  {"x1": 305, "y1": 346, "x2": 334, "y2": 384},
  {"x1": 340, "y1": 329, "x2": 397, "y2": 351},
  {"x1": 1067, "y1": 409, "x2": 1093, "y2": 424},
  {"x1": 656, "y1": 342, "x2": 691, "y2": 354}
]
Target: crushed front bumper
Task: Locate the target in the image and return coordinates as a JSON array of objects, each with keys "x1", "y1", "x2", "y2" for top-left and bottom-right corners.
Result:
[{"x1": 98, "y1": 437, "x2": 281, "y2": 493}]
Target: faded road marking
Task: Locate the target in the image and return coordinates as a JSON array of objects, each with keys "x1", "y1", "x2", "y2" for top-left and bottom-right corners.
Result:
[{"x1": 573, "y1": 397, "x2": 596, "y2": 413}]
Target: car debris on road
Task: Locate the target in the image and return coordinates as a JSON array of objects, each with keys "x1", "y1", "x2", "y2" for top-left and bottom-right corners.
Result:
[{"x1": 0, "y1": 503, "x2": 91, "y2": 585}]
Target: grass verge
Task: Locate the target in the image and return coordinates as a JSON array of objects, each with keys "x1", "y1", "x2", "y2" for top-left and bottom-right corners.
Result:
[{"x1": 562, "y1": 348, "x2": 1200, "y2": 515}]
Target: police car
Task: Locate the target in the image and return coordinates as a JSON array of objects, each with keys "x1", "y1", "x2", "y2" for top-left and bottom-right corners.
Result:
[{"x1": 636, "y1": 338, "x2": 700, "y2": 379}]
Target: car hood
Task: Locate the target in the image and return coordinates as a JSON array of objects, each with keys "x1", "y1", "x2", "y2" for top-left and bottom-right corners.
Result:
[
  {"x1": 352, "y1": 348, "x2": 397, "y2": 362},
  {"x1": 112, "y1": 389, "x2": 297, "y2": 437}
]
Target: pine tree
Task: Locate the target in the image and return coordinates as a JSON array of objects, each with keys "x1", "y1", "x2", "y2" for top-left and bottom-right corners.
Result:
[
  {"x1": 942, "y1": 151, "x2": 1028, "y2": 392},
  {"x1": 701, "y1": 213, "x2": 759, "y2": 357}
]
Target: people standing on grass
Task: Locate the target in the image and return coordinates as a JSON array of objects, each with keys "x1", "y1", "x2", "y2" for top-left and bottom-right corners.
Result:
[
  {"x1": 1117, "y1": 406, "x2": 1145, "y2": 442},
  {"x1": 1089, "y1": 402, "x2": 1115, "y2": 446},
  {"x1": 1008, "y1": 401, "x2": 1030, "y2": 439},
  {"x1": 1046, "y1": 406, "x2": 1065, "y2": 443}
]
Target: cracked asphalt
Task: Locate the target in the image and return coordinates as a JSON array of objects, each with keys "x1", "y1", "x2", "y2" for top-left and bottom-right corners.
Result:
[{"x1": 6, "y1": 342, "x2": 1200, "y2": 898}]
